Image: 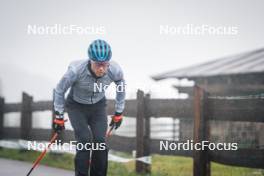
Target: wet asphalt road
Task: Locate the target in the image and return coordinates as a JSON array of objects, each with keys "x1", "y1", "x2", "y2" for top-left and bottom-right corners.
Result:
[{"x1": 0, "y1": 158, "x2": 74, "y2": 176}]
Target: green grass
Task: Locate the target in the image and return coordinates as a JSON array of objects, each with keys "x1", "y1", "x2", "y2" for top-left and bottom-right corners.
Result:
[{"x1": 0, "y1": 148, "x2": 263, "y2": 176}]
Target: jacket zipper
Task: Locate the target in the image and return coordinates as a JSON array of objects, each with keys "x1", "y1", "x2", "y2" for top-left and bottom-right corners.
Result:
[{"x1": 91, "y1": 78, "x2": 98, "y2": 104}]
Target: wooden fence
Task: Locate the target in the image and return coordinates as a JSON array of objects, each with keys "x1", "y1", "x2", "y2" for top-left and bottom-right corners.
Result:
[{"x1": 0, "y1": 87, "x2": 263, "y2": 176}]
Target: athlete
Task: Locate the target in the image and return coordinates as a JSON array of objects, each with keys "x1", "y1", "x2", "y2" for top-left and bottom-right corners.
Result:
[{"x1": 53, "y1": 39, "x2": 126, "y2": 176}]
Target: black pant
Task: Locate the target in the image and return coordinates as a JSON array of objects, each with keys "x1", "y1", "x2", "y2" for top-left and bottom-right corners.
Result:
[{"x1": 65, "y1": 95, "x2": 108, "y2": 176}]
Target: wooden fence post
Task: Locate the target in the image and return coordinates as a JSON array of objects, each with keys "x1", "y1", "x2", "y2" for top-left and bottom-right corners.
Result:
[
  {"x1": 0, "y1": 97, "x2": 4, "y2": 139},
  {"x1": 193, "y1": 86, "x2": 210, "y2": 176},
  {"x1": 144, "y1": 93, "x2": 151, "y2": 173},
  {"x1": 136, "y1": 90, "x2": 151, "y2": 174},
  {"x1": 21, "y1": 92, "x2": 33, "y2": 140}
]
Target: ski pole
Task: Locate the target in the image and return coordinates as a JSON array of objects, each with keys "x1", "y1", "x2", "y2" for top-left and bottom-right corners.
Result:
[
  {"x1": 26, "y1": 132, "x2": 58, "y2": 176},
  {"x1": 106, "y1": 125, "x2": 115, "y2": 137}
]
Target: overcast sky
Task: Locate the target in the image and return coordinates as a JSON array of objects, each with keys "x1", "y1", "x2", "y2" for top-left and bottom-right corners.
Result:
[{"x1": 0, "y1": 0, "x2": 264, "y2": 102}]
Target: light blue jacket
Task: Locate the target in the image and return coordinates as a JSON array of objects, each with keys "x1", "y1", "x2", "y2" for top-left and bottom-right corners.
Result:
[{"x1": 54, "y1": 59, "x2": 126, "y2": 114}]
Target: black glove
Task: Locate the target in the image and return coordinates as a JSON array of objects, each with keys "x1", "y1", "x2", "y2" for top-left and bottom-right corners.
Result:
[
  {"x1": 53, "y1": 111, "x2": 65, "y2": 133},
  {"x1": 109, "y1": 112, "x2": 123, "y2": 129}
]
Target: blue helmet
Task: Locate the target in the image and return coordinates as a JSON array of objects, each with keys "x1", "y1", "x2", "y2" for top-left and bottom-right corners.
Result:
[{"x1": 88, "y1": 39, "x2": 112, "y2": 62}]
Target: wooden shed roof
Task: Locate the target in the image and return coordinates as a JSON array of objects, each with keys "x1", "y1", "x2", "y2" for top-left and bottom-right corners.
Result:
[{"x1": 152, "y1": 48, "x2": 264, "y2": 81}]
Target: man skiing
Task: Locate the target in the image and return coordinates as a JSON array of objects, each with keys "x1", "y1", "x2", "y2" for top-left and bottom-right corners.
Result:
[{"x1": 53, "y1": 39, "x2": 126, "y2": 176}]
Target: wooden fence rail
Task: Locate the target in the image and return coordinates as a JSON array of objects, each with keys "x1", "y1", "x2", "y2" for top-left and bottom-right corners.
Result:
[{"x1": 0, "y1": 87, "x2": 263, "y2": 175}]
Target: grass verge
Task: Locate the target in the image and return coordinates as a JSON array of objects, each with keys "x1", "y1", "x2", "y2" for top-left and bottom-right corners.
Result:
[{"x1": 0, "y1": 148, "x2": 263, "y2": 176}]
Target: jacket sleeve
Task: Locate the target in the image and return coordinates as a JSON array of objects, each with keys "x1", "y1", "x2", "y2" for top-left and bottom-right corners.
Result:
[
  {"x1": 54, "y1": 65, "x2": 78, "y2": 113},
  {"x1": 114, "y1": 77, "x2": 126, "y2": 114},
  {"x1": 111, "y1": 63, "x2": 126, "y2": 114}
]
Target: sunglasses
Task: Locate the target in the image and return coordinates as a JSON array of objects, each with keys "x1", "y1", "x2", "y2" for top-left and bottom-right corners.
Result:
[{"x1": 91, "y1": 60, "x2": 110, "y2": 68}]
